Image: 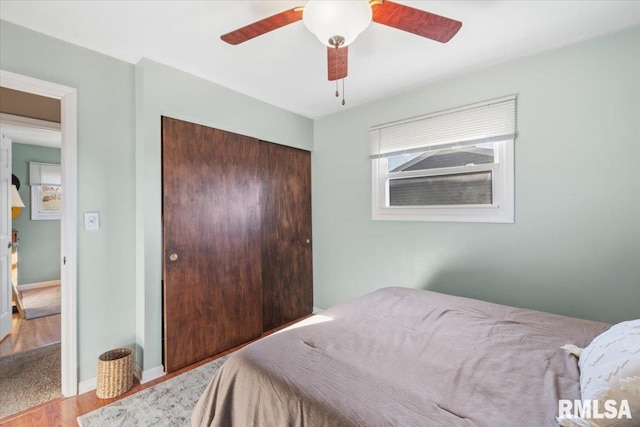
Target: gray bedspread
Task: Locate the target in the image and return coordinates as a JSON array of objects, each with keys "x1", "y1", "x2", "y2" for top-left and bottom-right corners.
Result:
[{"x1": 192, "y1": 287, "x2": 609, "y2": 426}]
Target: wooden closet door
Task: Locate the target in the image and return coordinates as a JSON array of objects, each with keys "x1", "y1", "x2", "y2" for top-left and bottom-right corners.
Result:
[
  {"x1": 162, "y1": 117, "x2": 263, "y2": 373},
  {"x1": 261, "y1": 143, "x2": 313, "y2": 331}
]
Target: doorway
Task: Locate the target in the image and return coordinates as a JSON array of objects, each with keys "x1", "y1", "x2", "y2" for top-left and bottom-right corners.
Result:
[
  {"x1": 0, "y1": 70, "x2": 78, "y2": 401},
  {"x1": 0, "y1": 123, "x2": 62, "y2": 417}
]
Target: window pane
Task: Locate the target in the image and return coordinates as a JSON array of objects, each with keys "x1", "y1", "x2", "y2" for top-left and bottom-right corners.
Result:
[
  {"x1": 389, "y1": 171, "x2": 492, "y2": 206},
  {"x1": 387, "y1": 152, "x2": 422, "y2": 171},
  {"x1": 389, "y1": 143, "x2": 495, "y2": 173}
]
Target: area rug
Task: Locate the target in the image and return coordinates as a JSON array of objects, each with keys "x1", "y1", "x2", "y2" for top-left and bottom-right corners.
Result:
[
  {"x1": 77, "y1": 355, "x2": 229, "y2": 427},
  {"x1": 21, "y1": 285, "x2": 61, "y2": 319},
  {"x1": 0, "y1": 343, "x2": 61, "y2": 419}
]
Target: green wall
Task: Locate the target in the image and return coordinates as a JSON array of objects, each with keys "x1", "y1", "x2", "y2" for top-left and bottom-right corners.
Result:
[
  {"x1": 1, "y1": 20, "x2": 137, "y2": 382},
  {"x1": 12, "y1": 143, "x2": 61, "y2": 284},
  {"x1": 312, "y1": 26, "x2": 640, "y2": 324}
]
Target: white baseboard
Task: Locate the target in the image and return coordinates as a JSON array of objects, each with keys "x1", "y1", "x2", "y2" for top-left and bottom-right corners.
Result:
[
  {"x1": 77, "y1": 364, "x2": 165, "y2": 395},
  {"x1": 78, "y1": 377, "x2": 97, "y2": 395},
  {"x1": 312, "y1": 306, "x2": 324, "y2": 314},
  {"x1": 17, "y1": 280, "x2": 60, "y2": 291},
  {"x1": 140, "y1": 365, "x2": 165, "y2": 384}
]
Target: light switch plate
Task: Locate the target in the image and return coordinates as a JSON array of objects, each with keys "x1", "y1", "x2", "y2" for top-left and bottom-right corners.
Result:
[{"x1": 84, "y1": 212, "x2": 100, "y2": 231}]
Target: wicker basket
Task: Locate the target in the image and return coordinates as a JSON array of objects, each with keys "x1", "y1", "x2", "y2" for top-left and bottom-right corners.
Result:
[{"x1": 96, "y1": 348, "x2": 133, "y2": 399}]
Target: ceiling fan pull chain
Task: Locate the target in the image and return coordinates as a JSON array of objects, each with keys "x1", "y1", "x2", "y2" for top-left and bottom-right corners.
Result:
[
  {"x1": 335, "y1": 80, "x2": 339, "y2": 98},
  {"x1": 342, "y1": 78, "x2": 346, "y2": 106}
]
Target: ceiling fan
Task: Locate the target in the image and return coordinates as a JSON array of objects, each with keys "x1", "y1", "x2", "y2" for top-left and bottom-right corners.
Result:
[{"x1": 221, "y1": 0, "x2": 462, "y2": 104}]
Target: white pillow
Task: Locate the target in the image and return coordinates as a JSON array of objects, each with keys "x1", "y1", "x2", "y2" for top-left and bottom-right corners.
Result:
[{"x1": 560, "y1": 319, "x2": 640, "y2": 427}]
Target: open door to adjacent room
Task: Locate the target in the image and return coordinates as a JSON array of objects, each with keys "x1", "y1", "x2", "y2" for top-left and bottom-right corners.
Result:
[
  {"x1": 0, "y1": 71, "x2": 78, "y2": 411},
  {"x1": 0, "y1": 134, "x2": 12, "y2": 341}
]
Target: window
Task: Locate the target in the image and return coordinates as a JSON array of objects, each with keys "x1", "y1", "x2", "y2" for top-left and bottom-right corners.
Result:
[
  {"x1": 29, "y1": 162, "x2": 62, "y2": 220},
  {"x1": 370, "y1": 96, "x2": 516, "y2": 223}
]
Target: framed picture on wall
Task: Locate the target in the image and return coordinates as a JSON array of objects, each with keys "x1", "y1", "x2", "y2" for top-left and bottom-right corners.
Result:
[{"x1": 30, "y1": 162, "x2": 62, "y2": 220}]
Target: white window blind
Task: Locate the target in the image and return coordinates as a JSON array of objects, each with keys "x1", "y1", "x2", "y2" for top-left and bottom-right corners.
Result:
[
  {"x1": 29, "y1": 162, "x2": 61, "y2": 186},
  {"x1": 369, "y1": 95, "x2": 517, "y2": 159}
]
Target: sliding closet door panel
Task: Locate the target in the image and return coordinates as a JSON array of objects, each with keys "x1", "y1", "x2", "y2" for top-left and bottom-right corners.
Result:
[
  {"x1": 162, "y1": 117, "x2": 263, "y2": 373},
  {"x1": 261, "y1": 143, "x2": 313, "y2": 331}
]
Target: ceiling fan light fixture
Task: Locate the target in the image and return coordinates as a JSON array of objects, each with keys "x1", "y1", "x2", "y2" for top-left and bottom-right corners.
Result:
[{"x1": 302, "y1": 0, "x2": 372, "y2": 47}]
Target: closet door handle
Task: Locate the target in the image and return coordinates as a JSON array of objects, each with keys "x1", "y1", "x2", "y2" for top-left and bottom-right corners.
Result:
[
  {"x1": 305, "y1": 239, "x2": 311, "y2": 244},
  {"x1": 169, "y1": 253, "x2": 178, "y2": 261}
]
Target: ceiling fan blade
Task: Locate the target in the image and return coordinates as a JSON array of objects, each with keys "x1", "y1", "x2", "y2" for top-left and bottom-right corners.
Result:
[
  {"x1": 327, "y1": 46, "x2": 348, "y2": 81},
  {"x1": 372, "y1": 1, "x2": 462, "y2": 43},
  {"x1": 221, "y1": 8, "x2": 303, "y2": 45}
]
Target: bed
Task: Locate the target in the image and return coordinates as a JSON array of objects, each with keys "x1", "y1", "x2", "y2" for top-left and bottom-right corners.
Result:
[{"x1": 192, "y1": 287, "x2": 610, "y2": 426}]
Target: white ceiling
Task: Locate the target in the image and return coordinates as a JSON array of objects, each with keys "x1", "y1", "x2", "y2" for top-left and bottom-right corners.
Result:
[{"x1": 1, "y1": 1, "x2": 639, "y2": 119}]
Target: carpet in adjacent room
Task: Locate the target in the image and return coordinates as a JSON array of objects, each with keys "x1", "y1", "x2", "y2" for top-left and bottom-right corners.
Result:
[
  {"x1": 21, "y1": 285, "x2": 61, "y2": 319},
  {"x1": 0, "y1": 343, "x2": 61, "y2": 419}
]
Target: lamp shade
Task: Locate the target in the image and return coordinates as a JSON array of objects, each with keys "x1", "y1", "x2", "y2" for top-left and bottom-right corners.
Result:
[
  {"x1": 303, "y1": 0, "x2": 372, "y2": 47},
  {"x1": 11, "y1": 185, "x2": 25, "y2": 208}
]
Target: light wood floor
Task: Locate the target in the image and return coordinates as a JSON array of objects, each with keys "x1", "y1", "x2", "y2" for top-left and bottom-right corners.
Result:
[
  {"x1": 0, "y1": 315, "x2": 311, "y2": 427},
  {"x1": 0, "y1": 312, "x2": 61, "y2": 357}
]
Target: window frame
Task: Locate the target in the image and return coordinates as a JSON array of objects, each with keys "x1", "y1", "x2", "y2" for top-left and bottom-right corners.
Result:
[{"x1": 371, "y1": 138, "x2": 514, "y2": 223}]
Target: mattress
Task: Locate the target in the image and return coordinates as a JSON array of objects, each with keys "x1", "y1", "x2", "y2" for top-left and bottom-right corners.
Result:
[{"x1": 192, "y1": 287, "x2": 609, "y2": 426}]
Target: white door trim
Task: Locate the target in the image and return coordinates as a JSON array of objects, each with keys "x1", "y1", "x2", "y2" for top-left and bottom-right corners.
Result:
[
  {"x1": 0, "y1": 113, "x2": 62, "y2": 148},
  {"x1": 0, "y1": 69, "x2": 78, "y2": 397},
  {"x1": 0, "y1": 135, "x2": 12, "y2": 341}
]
